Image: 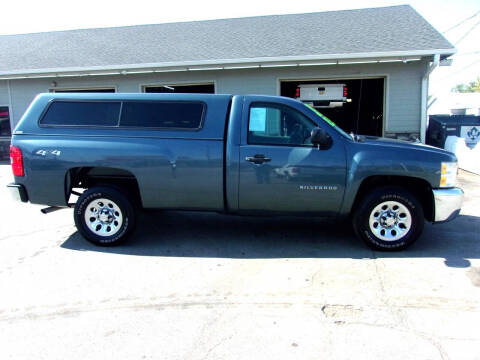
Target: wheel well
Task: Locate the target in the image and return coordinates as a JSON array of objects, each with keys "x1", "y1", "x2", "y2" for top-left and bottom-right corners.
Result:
[
  {"x1": 66, "y1": 167, "x2": 142, "y2": 207},
  {"x1": 351, "y1": 176, "x2": 434, "y2": 221}
]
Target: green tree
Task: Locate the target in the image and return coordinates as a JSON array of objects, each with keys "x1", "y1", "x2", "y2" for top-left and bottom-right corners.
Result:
[{"x1": 452, "y1": 76, "x2": 480, "y2": 93}]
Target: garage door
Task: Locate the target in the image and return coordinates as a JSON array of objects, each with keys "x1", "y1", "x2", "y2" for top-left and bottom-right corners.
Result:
[
  {"x1": 281, "y1": 78, "x2": 384, "y2": 137},
  {"x1": 144, "y1": 83, "x2": 215, "y2": 94}
]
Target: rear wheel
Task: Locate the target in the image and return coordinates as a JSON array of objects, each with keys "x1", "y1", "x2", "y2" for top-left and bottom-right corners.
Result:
[
  {"x1": 74, "y1": 186, "x2": 136, "y2": 246},
  {"x1": 353, "y1": 187, "x2": 424, "y2": 251}
]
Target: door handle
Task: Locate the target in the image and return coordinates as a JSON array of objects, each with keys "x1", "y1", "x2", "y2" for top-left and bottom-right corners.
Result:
[{"x1": 245, "y1": 154, "x2": 271, "y2": 164}]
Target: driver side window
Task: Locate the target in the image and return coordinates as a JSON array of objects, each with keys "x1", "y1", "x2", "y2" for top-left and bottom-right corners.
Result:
[{"x1": 248, "y1": 103, "x2": 316, "y2": 146}]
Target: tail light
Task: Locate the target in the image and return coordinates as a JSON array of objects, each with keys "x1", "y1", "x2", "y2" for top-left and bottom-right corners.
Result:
[
  {"x1": 10, "y1": 145, "x2": 24, "y2": 177},
  {"x1": 295, "y1": 87, "x2": 300, "y2": 98},
  {"x1": 343, "y1": 86, "x2": 348, "y2": 97}
]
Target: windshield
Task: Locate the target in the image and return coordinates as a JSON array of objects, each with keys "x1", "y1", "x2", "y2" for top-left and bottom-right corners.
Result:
[{"x1": 304, "y1": 104, "x2": 352, "y2": 140}]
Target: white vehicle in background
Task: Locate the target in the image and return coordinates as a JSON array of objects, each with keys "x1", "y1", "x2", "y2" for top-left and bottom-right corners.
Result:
[{"x1": 295, "y1": 83, "x2": 348, "y2": 108}]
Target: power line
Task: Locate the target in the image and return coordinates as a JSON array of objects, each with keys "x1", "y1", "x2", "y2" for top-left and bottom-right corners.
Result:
[
  {"x1": 440, "y1": 58, "x2": 480, "y2": 81},
  {"x1": 454, "y1": 50, "x2": 480, "y2": 56},
  {"x1": 454, "y1": 18, "x2": 480, "y2": 45},
  {"x1": 442, "y1": 10, "x2": 480, "y2": 34}
]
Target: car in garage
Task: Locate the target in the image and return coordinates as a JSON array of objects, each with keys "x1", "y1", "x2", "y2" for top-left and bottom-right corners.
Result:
[{"x1": 295, "y1": 83, "x2": 348, "y2": 108}]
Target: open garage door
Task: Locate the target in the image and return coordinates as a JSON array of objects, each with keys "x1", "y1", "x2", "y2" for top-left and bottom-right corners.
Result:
[
  {"x1": 281, "y1": 78, "x2": 384, "y2": 137},
  {"x1": 144, "y1": 83, "x2": 215, "y2": 94}
]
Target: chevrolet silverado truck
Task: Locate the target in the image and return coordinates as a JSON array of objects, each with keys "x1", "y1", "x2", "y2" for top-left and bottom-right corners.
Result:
[{"x1": 7, "y1": 93, "x2": 464, "y2": 250}]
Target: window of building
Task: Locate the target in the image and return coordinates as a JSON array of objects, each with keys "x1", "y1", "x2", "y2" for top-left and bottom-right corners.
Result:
[
  {"x1": 51, "y1": 88, "x2": 116, "y2": 93},
  {"x1": 0, "y1": 106, "x2": 11, "y2": 136},
  {"x1": 248, "y1": 103, "x2": 316, "y2": 146},
  {"x1": 40, "y1": 101, "x2": 121, "y2": 126},
  {"x1": 120, "y1": 101, "x2": 205, "y2": 129},
  {"x1": 144, "y1": 83, "x2": 214, "y2": 94}
]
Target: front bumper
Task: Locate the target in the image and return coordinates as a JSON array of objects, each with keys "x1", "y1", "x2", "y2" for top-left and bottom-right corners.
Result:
[
  {"x1": 7, "y1": 183, "x2": 28, "y2": 203},
  {"x1": 432, "y1": 187, "x2": 463, "y2": 223}
]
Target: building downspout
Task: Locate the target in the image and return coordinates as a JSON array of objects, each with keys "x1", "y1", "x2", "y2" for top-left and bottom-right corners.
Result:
[{"x1": 420, "y1": 54, "x2": 440, "y2": 143}]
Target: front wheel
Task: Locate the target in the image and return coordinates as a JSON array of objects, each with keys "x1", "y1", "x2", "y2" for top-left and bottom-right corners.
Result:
[
  {"x1": 353, "y1": 187, "x2": 424, "y2": 251},
  {"x1": 74, "y1": 186, "x2": 136, "y2": 246}
]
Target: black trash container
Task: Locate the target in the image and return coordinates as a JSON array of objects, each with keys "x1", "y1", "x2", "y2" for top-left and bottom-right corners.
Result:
[{"x1": 427, "y1": 114, "x2": 480, "y2": 149}]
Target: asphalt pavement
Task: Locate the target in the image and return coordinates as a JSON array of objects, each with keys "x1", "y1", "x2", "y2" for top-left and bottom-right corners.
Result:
[{"x1": 0, "y1": 161, "x2": 479, "y2": 360}]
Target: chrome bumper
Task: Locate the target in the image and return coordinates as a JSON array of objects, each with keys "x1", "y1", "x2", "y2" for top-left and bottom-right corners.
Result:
[{"x1": 432, "y1": 188, "x2": 463, "y2": 223}]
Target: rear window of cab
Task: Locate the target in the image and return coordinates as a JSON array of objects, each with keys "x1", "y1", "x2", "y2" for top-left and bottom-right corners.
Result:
[{"x1": 40, "y1": 100, "x2": 206, "y2": 129}]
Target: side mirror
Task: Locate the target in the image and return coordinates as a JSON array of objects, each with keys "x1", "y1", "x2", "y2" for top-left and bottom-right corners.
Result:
[{"x1": 311, "y1": 127, "x2": 332, "y2": 149}]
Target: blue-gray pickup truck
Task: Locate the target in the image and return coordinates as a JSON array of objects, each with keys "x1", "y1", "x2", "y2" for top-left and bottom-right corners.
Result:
[{"x1": 7, "y1": 93, "x2": 464, "y2": 250}]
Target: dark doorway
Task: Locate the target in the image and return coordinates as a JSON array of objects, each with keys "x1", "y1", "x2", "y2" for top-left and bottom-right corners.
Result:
[
  {"x1": 281, "y1": 78, "x2": 384, "y2": 136},
  {"x1": 144, "y1": 83, "x2": 215, "y2": 94},
  {"x1": 0, "y1": 106, "x2": 11, "y2": 159}
]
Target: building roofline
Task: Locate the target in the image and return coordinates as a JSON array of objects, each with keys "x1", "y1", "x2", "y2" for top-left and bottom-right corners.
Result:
[
  {"x1": 0, "y1": 49, "x2": 456, "y2": 80},
  {"x1": 0, "y1": 5, "x2": 413, "y2": 37}
]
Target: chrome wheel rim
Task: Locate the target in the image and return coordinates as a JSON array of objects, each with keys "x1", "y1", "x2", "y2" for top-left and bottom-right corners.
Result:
[
  {"x1": 84, "y1": 198, "x2": 123, "y2": 237},
  {"x1": 369, "y1": 201, "x2": 412, "y2": 241}
]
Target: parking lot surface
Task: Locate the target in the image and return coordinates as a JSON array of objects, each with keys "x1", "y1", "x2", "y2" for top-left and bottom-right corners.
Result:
[{"x1": 0, "y1": 161, "x2": 479, "y2": 360}]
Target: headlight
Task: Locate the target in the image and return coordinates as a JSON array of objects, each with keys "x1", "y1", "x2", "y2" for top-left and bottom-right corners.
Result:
[{"x1": 440, "y1": 162, "x2": 458, "y2": 187}]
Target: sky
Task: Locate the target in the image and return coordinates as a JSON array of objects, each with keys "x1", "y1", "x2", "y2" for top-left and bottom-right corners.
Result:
[{"x1": 0, "y1": 0, "x2": 478, "y2": 99}]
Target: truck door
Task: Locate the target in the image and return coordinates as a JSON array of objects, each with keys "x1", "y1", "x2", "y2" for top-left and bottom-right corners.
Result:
[{"x1": 238, "y1": 100, "x2": 346, "y2": 215}]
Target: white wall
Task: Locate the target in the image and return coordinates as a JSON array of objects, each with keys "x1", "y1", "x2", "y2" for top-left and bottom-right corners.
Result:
[{"x1": 0, "y1": 81, "x2": 9, "y2": 104}]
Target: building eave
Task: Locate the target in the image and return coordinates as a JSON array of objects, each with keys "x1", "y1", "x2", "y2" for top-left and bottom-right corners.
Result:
[{"x1": 0, "y1": 48, "x2": 456, "y2": 80}]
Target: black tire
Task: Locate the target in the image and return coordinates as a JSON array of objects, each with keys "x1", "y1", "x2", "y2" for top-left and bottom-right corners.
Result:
[
  {"x1": 353, "y1": 186, "x2": 424, "y2": 251},
  {"x1": 74, "y1": 186, "x2": 136, "y2": 246}
]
